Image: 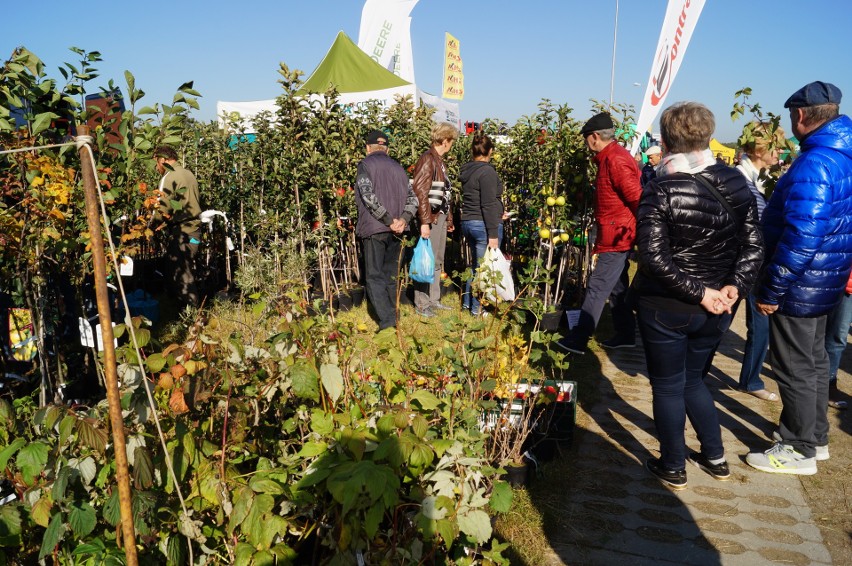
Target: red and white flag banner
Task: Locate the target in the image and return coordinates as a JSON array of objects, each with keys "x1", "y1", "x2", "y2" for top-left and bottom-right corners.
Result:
[{"x1": 631, "y1": 0, "x2": 706, "y2": 154}]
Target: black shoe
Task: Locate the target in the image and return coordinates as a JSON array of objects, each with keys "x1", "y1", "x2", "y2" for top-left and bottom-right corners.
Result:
[
  {"x1": 600, "y1": 336, "x2": 636, "y2": 349},
  {"x1": 555, "y1": 337, "x2": 586, "y2": 355},
  {"x1": 687, "y1": 452, "x2": 730, "y2": 481},
  {"x1": 646, "y1": 458, "x2": 687, "y2": 489}
]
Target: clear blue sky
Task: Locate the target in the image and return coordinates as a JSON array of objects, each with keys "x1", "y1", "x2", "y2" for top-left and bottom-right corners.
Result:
[{"x1": 5, "y1": 1, "x2": 852, "y2": 142}]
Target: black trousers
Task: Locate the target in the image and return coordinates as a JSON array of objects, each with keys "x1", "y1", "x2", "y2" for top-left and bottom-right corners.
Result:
[
  {"x1": 165, "y1": 229, "x2": 200, "y2": 310},
  {"x1": 768, "y1": 313, "x2": 830, "y2": 458},
  {"x1": 361, "y1": 232, "x2": 403, "y2": 330}
]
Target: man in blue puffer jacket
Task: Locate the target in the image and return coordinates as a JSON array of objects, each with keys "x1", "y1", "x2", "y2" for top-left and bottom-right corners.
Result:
[{"x1": 746, "y1": 81, "x2": 852, "y2": 475}]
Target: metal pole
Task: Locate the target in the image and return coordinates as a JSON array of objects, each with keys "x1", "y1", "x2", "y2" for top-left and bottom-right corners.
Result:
[
  {"x1": 610, "y1": 0, "x2": 619, "y2": 108},
  {"x1": 77, "y1": 126, "x2": 139, "y2": 565}
]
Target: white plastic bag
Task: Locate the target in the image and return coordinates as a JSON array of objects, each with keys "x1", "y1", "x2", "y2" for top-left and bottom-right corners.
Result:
[{"x1": 477, "y1": 248, "x2": 515, "y2": 302}]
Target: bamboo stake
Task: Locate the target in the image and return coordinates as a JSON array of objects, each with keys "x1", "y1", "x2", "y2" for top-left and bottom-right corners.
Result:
[{"x1": 77, "y1": 127, "x2": 138, "y2": 565}]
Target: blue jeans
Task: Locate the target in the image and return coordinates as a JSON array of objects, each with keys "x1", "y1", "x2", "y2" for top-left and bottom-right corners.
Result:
[
  {"x1": 568, "y1": 251, "x2": 635, "y2": 345},
  {"x1": 637, "y1": 306, "x2": 729, "y2": 470},
  {"x1": 738, "y1": 294, "x2": 769, "y2": 391},
  {"x1": 461, "y1": 220, "x2": 503, "y2": 315},
  {"x1": 825, "y1": 292, "x2": 852, "y2": 384}
]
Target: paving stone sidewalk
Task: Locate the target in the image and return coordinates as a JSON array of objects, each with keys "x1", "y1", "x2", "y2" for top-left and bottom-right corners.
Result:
[{"x1": 542, "y1": 309, "x2": 836, "y2": 566}]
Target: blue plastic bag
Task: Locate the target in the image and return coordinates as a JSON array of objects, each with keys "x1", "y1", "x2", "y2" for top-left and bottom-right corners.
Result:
[{"x1": 409, "y1": 237, "x2": 435, "y2": 283}]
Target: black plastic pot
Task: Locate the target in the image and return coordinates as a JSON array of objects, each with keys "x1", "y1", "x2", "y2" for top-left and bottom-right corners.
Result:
[
  {"x1": 540, "y1": 308, "x2": 564, "y2": 332},
  {"x1": 503, "y1": 463, "x2": 529, "y2": 488},
  {"x1": 350, "y1": 286, "x2": 365, "y2": 307},
  {"x1": 335, "y1": 292, "x2": 353, "y2": 312}
]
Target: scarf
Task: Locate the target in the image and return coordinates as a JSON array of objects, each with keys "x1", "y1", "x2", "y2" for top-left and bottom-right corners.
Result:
[
  {"x1": 736, "y1": 155, "x2": 765, "y2": 195},
  {"x1": 657, "y1": 148, "x2": 716, "y2": 176}
]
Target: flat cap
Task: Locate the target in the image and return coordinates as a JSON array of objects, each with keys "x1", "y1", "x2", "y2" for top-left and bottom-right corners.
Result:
[
  {"x1": 365, "y1": 129, "x2": 389, "y2": 145},
  {"x1": 784, "y1": 81, "x2": 842, "y2": 108},
  {"x1": 580, "y1": 112, "x2": 614, "y2": 136},
  {"x1": 645, "y1": 145, "x2": 661, "y2": 156}
]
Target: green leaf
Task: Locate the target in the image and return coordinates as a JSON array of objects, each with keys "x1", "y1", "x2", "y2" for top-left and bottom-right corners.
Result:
[
  {"x1": 31, "y1": 112, "x2": 59, "y2": 136},
  {"x1": 319, "y1": 363, "x2": 344, "y2": 403},
  {"x1": 167, "y1": 534, "x2": 186, "y2": 565},
  {"x1": 457, "y1": 508, "x2": 492, "y2": 543},
  {"x1": 39, "y1": 513, "x2": 67, "y2": 561},
  {"x1": 145, "y1": 352, "x2": 166, "y2": 373},
  {"x1": 364, "y1": 503, "x2": 384, "y2": 539},
  {"x1": 228, "y1": 486, "x2": 254, "y2": 535},
  {"x1": 297, "y1": 441, "x2": 327, "y2": 458},
  {"x1": 0, "y1": 505, "x2": 23, "y2": 546},
  {"x1": 244, "y1": 494, "x2": 275, "y2": 548},
  {"x1": 52, "y1": 466, "x2": 73, "y2": 502},
  {"x1": 17, "y1": 441, "x2": 49, "y2": 485},
  {"x1": 309, "y1": 409, "x2": 334, "y2": 435},
  {"x1": 489, "y1": 480, "x2": 513, "y2": 513},
  {"x1": 72, "y1": 538, "x2": 106, "y2": 555},
  {"x1": 68, "y1": 501, "x2": 97, "y2": 538},
  {"x1": 103, "y1": 490, "x2": 120, "y2": 526},
  {"x1": 248, "y1": 476, "x2": 284, "y2": 495},
  {"x1": 410, "y1": 390, "x2": 441, "y2": 410},
  {"x1": 234, "y1": 542, "x2": 254, "y2": 566},
  {"x1": 436, "y1": 518, "x2": 457, "y2": 548},
  {"x1": 58, "y1": 415, "x2": 76, "y2": 447},
  {"x1": 0, "y1": 438, "x2": 26, "y2": 471},
  {"x1": 290, "y1": 362, "x2": 319, "y2": 401}
]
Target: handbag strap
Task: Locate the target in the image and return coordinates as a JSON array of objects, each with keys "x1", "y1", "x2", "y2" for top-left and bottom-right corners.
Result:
[{"x1": 691, "y1": 173, "x2": 740, "y2": 226}]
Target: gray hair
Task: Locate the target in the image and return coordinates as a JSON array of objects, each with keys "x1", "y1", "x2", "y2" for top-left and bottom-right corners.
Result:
[{"x1": 596, "y1": 128, "x2": 616, "y2": 141}]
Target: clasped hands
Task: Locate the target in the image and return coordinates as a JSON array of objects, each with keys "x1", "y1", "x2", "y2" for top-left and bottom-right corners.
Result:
[
  {"x1": 389, "y1": 218, "x2": 407, "y2": 234},
  {"x1": 700, "y1": 285, "x2": 739, "y2": 315}
]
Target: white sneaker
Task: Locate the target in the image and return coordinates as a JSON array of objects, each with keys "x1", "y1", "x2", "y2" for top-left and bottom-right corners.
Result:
[
  {"x1": 746, "y1": 443, "x2": 817, "y2": 475},
  {"x1": 771, "y1": 431, "x2": 829, "y2": 461}
]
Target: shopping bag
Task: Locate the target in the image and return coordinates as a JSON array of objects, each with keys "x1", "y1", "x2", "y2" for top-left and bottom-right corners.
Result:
[
  {"x1": 477, "y1": 248, "x2": 516, "y2": 302},
  {"x1": 409, "y1": 237, "x2": 435, "y2": 283}
]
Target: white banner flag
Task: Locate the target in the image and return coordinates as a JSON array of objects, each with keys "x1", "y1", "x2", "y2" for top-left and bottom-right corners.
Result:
[
  {"x1": 631, "y1": 0, "x2": 706, "y2": 153},
  {"x1": 357, "y1": 0, "x2": 419, "y2": 83}
]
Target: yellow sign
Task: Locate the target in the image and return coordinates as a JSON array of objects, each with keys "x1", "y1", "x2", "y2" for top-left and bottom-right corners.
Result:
[{"x1": 442, "y1": 32, "x2": 464, "y2": 100}]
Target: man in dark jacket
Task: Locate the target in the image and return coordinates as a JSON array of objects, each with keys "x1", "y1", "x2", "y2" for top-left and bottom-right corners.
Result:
[
  {"x1": 746, "y1": 82, "x2": 852, "y2": 475},
  {"x1": 557, "y1": 112, "x2": 642, "y2": 354},
  {"x1": 355, "y1": 130, "x2": 418, "y2": 331}
]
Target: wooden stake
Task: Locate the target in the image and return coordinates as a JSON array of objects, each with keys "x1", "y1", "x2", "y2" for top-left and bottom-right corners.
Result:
[{"x1": 77, "y1": 126, "x2": 139, "y2": 565}]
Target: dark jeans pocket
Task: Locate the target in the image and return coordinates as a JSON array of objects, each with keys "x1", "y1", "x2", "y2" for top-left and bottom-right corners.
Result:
[{"x1": 653, "y1": 310, "x2": 692, "y2": 331}]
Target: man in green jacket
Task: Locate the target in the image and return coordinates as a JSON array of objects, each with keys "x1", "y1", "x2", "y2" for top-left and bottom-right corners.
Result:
[{"x1": 153, "y1": 146, "x2": 202, "y2": 310}]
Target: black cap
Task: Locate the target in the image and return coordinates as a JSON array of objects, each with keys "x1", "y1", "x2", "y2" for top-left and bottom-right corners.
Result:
[
  {"x1": 365, "y1": 129, "x2": 388, "y2": 146},
  {"x1": 784, "y1": 81, "x2": 842, "y2": 108},
  {"x1": 580, "y1": 112, "x2": 615, "y2": 136}
]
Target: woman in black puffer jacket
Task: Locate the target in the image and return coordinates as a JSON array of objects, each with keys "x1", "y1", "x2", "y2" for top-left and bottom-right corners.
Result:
[{"x1": 634, "y1": 102, "x2": 764, "y2": 490}]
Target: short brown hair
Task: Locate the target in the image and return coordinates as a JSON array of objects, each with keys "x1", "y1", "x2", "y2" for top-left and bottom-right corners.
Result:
[
  {"x1": 153, "y1": 146, "x2": 178, "y2": 161},
  {"x1": 471, "y1": 132, "x2": 494, "y2": 159},
  {"x1": 431, "y1": 122, "x2": 459, "y2": 145},
  {"x1": 659, "y1": 102, "x2": 715, "y2": 154}
]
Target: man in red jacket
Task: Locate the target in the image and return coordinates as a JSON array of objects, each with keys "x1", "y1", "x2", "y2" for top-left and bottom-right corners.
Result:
[{"x1": 557, "y1": 112, "x2": 642, "y2": 354}]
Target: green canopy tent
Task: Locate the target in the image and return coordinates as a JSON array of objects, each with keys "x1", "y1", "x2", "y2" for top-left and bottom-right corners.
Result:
[{"x1": 217, "y1": 31, "x2": 416, "y2": 130}]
